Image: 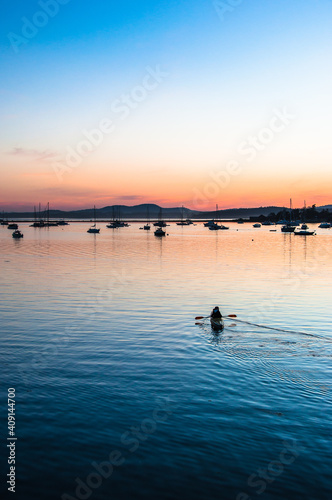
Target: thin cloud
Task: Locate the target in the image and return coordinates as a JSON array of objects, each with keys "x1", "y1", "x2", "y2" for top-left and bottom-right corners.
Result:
[
  {"x1": 8, "y1": 147, "x2": 58, "y2": 161},
  {"x1": 118, "y1": 195, "x2": 144, "y2": 201}
]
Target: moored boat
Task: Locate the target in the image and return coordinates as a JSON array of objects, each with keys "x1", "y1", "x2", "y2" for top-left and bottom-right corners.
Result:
[
  {"x1": 294, "y1": 229, "x2": 316, "y2": 236},
  {"x1": 281, "y1": 224, "x2": 297, "y2": 233},
  {"x1": 87, "y1": 225, "x2": 100, "y2": 233},
  {"x1": 204, "y1": 220, "x2": 216, "y2": 227},
  {"x1": 12, "y1": 230, "x2": 23, "y2": 238},
  {"x1": 208, "y1": 223, "x2": 229, "y2": 230},
  {"x1": 8, "y1": 223, "x2": 18, "y2": 229},
  {"x1": 154, "y1": 227, "x2": 166, "y2": 237},
  {"x1": 87, "y1": 206, "x2": 100, "y2": 233},
  {"x1": 176, "y1": 205, "x2": 188, "y2": 225},
  {"x1": 144, "y1": 206, "x2": 151, "y2": 230},
  {"x1": 281, "y1": 199, "x2": 298, "y2": 232}
]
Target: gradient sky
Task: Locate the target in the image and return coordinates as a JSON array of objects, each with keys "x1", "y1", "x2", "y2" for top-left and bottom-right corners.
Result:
[{"x1": 1, "y1": 0, "x2": 332, "y2": 211}]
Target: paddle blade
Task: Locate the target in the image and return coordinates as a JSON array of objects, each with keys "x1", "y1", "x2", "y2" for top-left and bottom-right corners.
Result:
[
  {"x1": 195, "y1": 316, "x2": 206, "y2": 320},
  {"x1": 227, "y1": 314, "x2": 237, "y2": 318}
]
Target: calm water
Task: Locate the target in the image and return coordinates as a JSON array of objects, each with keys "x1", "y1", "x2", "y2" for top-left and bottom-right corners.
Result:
[{"x1": 1, "y1": 223, "x2": 331, "y2": 500}]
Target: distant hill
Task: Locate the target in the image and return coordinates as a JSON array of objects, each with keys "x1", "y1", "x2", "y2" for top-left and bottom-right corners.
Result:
[
  {"x1": 1, "y1": 204, "x2": 288, "y2": 220},
  {"x1": 317, "y1": 205, "x2": 332, "y2": 211}
]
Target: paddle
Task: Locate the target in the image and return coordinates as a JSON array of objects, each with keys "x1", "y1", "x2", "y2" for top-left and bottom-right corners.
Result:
[{"x1": 195, "y1": 314, "x2": 237, "y2": 320}]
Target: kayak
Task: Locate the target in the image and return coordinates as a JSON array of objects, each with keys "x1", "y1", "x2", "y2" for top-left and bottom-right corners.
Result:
[{"x1": 210, "y1": 317, "x2": 224, "y2": 331}]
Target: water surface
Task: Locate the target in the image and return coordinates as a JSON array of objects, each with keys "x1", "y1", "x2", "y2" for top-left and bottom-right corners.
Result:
[{"x1": 1, "y1": 223, "x2": 331, "y2": 500}]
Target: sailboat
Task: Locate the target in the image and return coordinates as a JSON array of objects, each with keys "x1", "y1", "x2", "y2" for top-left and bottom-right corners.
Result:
[
  {"x1": 153, "y1": 207, "x2": 167, "y2": 227},
  {"x1": 177, "y1": 206, "x2": 188, "y2": 226},
  {"x1": 45, "y1": 202, "x2": 58, "y2": 226},
  {"x1": 208, "y1": 204, "x2": 229, "y2": 230},
  {"x1": 144, "y1": 205, "x2": 151, "y2": 230},
  {"x1": 30, "y1": 203, "x2": 45, "y2": 227},
  {"x1": 281, "y1": 199, "x2": 298, "y2": 232},
  {"x1": 87, "y1": 206, "x2": 100, "y2": 233},
  {"x1": 107, "y1": 206, "x2": 129, "y2": 228},
  {"x1": 294, "y1": 202, "x2": 315, "y2": 235}
]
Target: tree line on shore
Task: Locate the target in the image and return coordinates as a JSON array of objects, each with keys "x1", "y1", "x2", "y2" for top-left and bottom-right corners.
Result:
[{"x1": 248, "y1": 205, "x2": 331, "y2": 223}]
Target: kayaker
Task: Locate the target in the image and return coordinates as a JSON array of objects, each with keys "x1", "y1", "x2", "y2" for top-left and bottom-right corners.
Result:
[{"x1": 211, "y1": 306, "x2": 222, "y2": 319}]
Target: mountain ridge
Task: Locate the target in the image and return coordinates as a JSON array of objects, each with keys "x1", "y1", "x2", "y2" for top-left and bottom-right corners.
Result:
[{"x1": 0, "y1": 204, "x2": 313, "y2": 219}]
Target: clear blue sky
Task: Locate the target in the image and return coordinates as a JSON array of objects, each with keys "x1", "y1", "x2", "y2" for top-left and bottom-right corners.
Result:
[{"x1": 1, "y1": 0, "x2": 332, "y2": 210}]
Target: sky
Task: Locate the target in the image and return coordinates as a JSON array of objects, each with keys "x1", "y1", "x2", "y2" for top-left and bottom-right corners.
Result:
[{"x1": 1, "y1": 0, "x2": 332, "y2": 211}]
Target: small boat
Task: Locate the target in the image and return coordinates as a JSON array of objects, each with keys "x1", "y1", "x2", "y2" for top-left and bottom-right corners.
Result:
[
  {"x1": 210, "y1": 317, "x2": 224, "y2": 331},
  {"x1": 87, "y1": 206, "x2": 100, "y2": 233},
  {"x1": 1, "y1": 220, "x2": 8, "y2": 225},
  {"x1": 208, "y1": 223, "x2": 229, "y2": 230},
  {"x1": 253, "y1": 223, "x2": 261, "y2": 228},
  {"x1": 208, "y1": 223, "x2": 221, "y2": 230},
  {"x1": 8, "y1": 223, "x2": 18, "y2": 230},
  {"x1": 262, "y1": 221, "x2": 274, "y2": 226},
  {"x1": 143, "y1": 224, "x2": 150, "y2": 230},
  {"x1": 294, "y1": 229, "x2": 316, "y2": 236},
  {"x1": 154, "y1": 228, "x2": 166, "y2": 237},
  {"x1": 281, "y1": 224, "x2": 297, "y2": 233},
  {"x1": 57, "y1": 220, "x2": 69, "y2": 226},
  {"x1": 87, "y1": 225, "x2": 100, "y2": 233},
  {"x1": 204, "y1": 220, "x2": 216, "y2": 227},
  {"x1": 30, "y1": 220, "x2": 46, "y2": 227},
  {"x1": 318, "y1": 222, "x2": 331, "y2": 228},
  {"x1": 12, "y1": 230, "x2": 23, "y2": 238}
]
